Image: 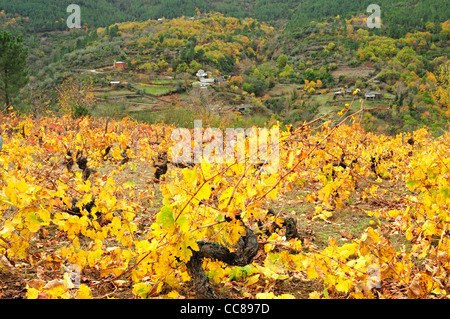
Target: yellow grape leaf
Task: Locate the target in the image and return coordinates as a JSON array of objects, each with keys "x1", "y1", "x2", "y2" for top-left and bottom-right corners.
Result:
[
  {"x1": 264, "y1": 243, "x2": 274, "y2": 253},
  {"x1": 76, "y1": 132, "x2": 83, "y2": 143},
  {"x1": 267, "y1": 232, "x2": 280, "y2": 242},
  {"x1": 359, "y1": 242, "x2": 370, "y2": 256},
  {"x1": 246, "y1": 182, "x2": 257, "y2": 198},
  {"x1": 81, "y1": 193, "x2": 92, "y2": 205},
  {"x1": 245, "y1": 274, "x2": 260, "y2": 286},
  {"x1": 226, "y1": 220, "x2": 246, "y2": 245},
  {"x1": 230, "y1": 163, "x2": 245, "y2": 175},
  {"x1": 335, "y1": 278, "x2": 353, "y2": 293},
  {"x1": 291, "y1": 238, "x2": 302, "y2": 251},
  {"x1": 26, "y1": 287, "x2": 40, "y2": 299},
  {"x1": 255, "y1": 292, "x2": 295, "y2": 299},
  {"x1": 24, "y1": 211, "x2": 41, "y2": 233},
  {"x1": 255, "y1": 292, "x2": 275, "y2": 299},
  {"x1": 361, "y1": 227, "x2": 381, "y2": 245},
  {"x1": 309, "y1": 291, "x2": 322, "y2": 299},
  {"x1": 175, "y1": 234, "x2": 198, "y2": 262},
  {"x1": 247, "y1": 204, "x2": 266, "y2": 221},
  {"x1": 421, "y1": 220, "x2": 436, "y2": 236},
  {"x1": 0, "y1": 219, "x2": 14, "y2": 236},
  {"x1": 166, "y1": 290, "x2": 182, "y2": 299},
  {"x1": 200, "y1": 160, "x2": 212, "y2": 179},
  {"x1": 405, "y1": 226, "x2": 414, "y2": 241},
  {"x1": 255, "y1": 264, "x2": 288, "y2": 280},
  {"x1": 314, "y1": 206, "x2": 322, "y2": 215},
  {"x1": 275, "y1": 294, "x2": 295, "y2": 299},
  {"x1": 77, "y1": 284, "x2": 93, "y2": 299},
  {"x1": 87, "y1": 249, "x2": 103, "y2": 267},
  {"x1": 156, "y1": 206, "x2": 175, "y2": 232},
  {"x1": 176, "y1": 216, "x2": 190, "y2": 233},
  {"x1": 197, "y1": 182, "x2": 212, "y2": 202},
  {"x1": 132, "y1": 282, "x2": 152, "y2": 298},
  {"x1": 305, "y1": 264, "x2": 319, "y2": 279},
  {"x1": 38, "y1": 208, "x2": 51, "y2": 225},
  {"x1": 367, "y1": 227, "x2": 381, "y2": 244},
  {"x1": 182, "y1": 168, "x2": 197, "y2": 187},
  {"x1": 76, "y1": 180, "x2": 91, "y2": 193},
  {"x1": 44, "y1": 280, "x2": 69, "y2": 299},
  {"x1": 286, "y1": 150, "x2": 295, "y2": 168},
  {"x1": 305, "y1": 193, "x2": 316, "y2": 203},
  {"x1": 11, "y1": 237, "x2": 30, "y2": 259}
]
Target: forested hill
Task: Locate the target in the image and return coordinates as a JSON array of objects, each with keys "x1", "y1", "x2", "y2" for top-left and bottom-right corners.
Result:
[
  {"x1": 0, "y1": 0, "x2": 448, "y2": 135},
  {"x1": 2, "y1": 0, "x2": 448, "y2": 35},
  {"x1": 0, "y1": 0, "x2": 300, "y2": 32},
  {"x1": 287, "y1": 0, "x2": 449, "y2": 38}
]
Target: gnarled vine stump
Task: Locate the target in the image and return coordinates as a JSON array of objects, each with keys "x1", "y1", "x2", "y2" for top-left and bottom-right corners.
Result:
[{"x1": 186, "y1": 224, "x2": 258, "y2": 299}]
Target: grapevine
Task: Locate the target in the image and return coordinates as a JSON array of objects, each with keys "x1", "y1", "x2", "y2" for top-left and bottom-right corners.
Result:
[{"x1": 0, "y1": 102, "x2": 449, "y2": 299}]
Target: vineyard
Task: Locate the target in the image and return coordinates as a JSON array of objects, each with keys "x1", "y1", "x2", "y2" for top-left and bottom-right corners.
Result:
[{"x1": 0, "y1": 101, "x2": 449, "y2": 299}]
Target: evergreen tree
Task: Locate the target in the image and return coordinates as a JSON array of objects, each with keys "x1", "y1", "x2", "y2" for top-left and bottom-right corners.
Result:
[{"x1": 0, "y1": 31, "x2": 29, "y2": 107}]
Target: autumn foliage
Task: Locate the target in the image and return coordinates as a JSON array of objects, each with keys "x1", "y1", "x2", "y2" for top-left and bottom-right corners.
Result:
[{"x1": 0, "y1": 103, "x2": 449, "y2": 299}]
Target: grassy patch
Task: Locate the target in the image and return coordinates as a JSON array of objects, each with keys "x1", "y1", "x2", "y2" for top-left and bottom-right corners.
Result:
[{"x1": 137, "y1": 83, "x2": 171, "y2": 95}]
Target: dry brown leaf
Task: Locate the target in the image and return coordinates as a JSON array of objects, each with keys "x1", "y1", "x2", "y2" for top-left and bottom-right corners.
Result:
[
  {"x1": 408, "y1": 274, "x2": 423, "y2": 297},
  {"x1": 27, "y1": 279, "x2": 45, "y2": 290}
]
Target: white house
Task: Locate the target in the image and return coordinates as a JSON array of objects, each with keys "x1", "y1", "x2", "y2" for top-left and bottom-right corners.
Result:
[{"x1": 196, "y1": 69, "x2": 208, "y2": 78}]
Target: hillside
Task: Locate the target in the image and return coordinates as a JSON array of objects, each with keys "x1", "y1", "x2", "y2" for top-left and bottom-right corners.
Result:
[
  {"x1": 0, "y1": 0, "x2": 299, "y2": 32},
  {"x1": 10, "y1": 7, "x2": 446, "y2": 135},
  {"x1": 287, "y1": 0, "x2": 449, "y2": 38},
  {"x1": 23, "y1": 13, "x2": 279, "y2": 127},
  {"x1": 278, "y1": 13, "x2": 450, "y2": 135},
  {"x1": 3, "y1": 0, "x2": 447, "y2": 35}
]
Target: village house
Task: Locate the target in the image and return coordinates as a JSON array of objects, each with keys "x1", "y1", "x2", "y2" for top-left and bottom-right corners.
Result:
[
  {"x1": 364, "y1": 91, "x2": 383, "y2": 100},
  {"x1": 196, "y1": 69, "x2": 208, "y2": 78},
  {"x1": 113, "y1": 61, "x2": 127, "y2": 70},
  {"x1": 193, "y1": 68, "x2": 218, "y2": 89},
  {"x1": 344, "y1": 88, "x2": 353, "y2": 95}
]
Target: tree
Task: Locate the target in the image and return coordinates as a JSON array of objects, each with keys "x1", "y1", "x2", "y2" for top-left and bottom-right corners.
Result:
[
  {"x1": 304, "y1": 79, "x2": 316, "y2": 94},
  {"x1": 429, "y1": 61, "x2": 450, "y2": 117},
  {"x1": 277, "y1": 54, "x2": 288, "y2": 69},
  {"x1": 243, "y1": 73, "x2": 269, "y2": 96},
  {"x1": 57, "y1": 78, "x2": 95, "y2": 118},
  {"x1": 108, "y1": 25, "x2": 119, "y2": 39},
  {"x1": 279, "y1": 64, "x2": 293, "y2": 78},
  {"x1": 326, "y1": 42, "x2": 336, "y2": 51},
  {"x1": 0, "y1": 31, "x2": 29, "y2": 107}
]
